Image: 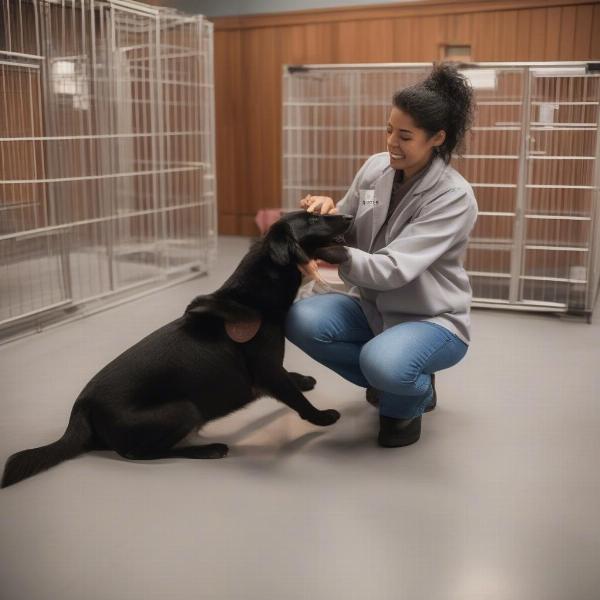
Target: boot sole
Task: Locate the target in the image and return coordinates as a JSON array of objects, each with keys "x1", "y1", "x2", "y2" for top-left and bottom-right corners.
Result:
[{"x1": 378, "y1": 432, "x2": 421, "y2": 447}]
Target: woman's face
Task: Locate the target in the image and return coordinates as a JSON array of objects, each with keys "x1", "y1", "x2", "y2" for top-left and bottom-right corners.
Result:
[{"x1": 386, "y1": 106, "x2": 445, "y2": 178}]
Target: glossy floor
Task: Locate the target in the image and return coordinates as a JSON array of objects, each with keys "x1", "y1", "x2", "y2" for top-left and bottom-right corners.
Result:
[{"x1": 1, "y1": 236, "x2": 599, "y2": 600}]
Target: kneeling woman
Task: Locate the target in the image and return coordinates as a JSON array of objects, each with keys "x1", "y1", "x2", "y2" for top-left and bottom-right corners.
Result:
[{"x1": 286, "y1": 63, "x2": 478, "y2": 447}]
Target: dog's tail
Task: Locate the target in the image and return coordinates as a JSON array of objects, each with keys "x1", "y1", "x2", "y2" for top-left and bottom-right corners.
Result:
[{"x1": 1, "y1": 403, "x2": 93, "y2": 489}]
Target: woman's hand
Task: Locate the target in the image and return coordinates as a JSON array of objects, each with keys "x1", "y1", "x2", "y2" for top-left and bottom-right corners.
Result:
[
  {"x1": 300, "y1": 195, "x2": 338, "y2": 214},
  {"x1": 298, "y1": 259, "x2": 324, "y2": 284}
]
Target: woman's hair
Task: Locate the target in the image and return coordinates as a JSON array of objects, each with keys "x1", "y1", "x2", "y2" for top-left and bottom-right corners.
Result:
[{"x1": 392, "y1": 63, "x2": 475, "y2": 163}]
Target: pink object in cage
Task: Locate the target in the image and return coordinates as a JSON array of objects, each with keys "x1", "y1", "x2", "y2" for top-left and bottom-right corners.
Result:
[{"x1": 255, "y1": 209, "x2": 283, "y2": 235}]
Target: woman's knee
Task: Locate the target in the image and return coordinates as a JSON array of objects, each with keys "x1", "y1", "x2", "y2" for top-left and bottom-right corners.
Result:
[
  {"x1": 286, "y1": 293, "x2": 372, "y2": 352},
  {"x1": 359, "y1": 339, "x2": 421, "y2": 394},
  {"x1": 285, "y1": 297, "x2": 331, "y2": 346}
]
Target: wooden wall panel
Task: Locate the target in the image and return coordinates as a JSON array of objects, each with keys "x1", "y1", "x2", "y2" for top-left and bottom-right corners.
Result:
[
  {"x1": 496, "y1": 11, "x2": 519, "y2": 60},
  {"x1": 544, "y1": 8, "x2": 562, "y2": 58},
  {"x1": 574, "y1": 5, "x2": 594, "y2": 58},
  {"x1": 281, "y1": 23, "x2": 335, "y2": 64},
  {"x1": 514, "y1": 10, "x2": 531, "y2": 61},
  {"x1": 393, "y1": 15, "x2": 448, "y2": 61},
  {"x1": 214, "y1": 29, "x2": 245, "y2": 234},
  {"x1": 446, "y1": 12, "x2": 473, "y2": 49},
  {"x1": 213, "y1": 0, "x2": 600, "y2": 235},
  {"x1": 392, "y1": 18, "x2": 422, "y2": 62},
  {"x1": 528, "y1": 8, "x2": 547, "y2": 60},
  {"x1": 470, "y1": 12, "x2": 493, "y2": 60},
  {"x1": 414, "y1": 16, "x2": 446, "y2": 59},
  {"x1": 333, "y1": 19, "x2": 395, "y2": 62},
  {"x1": 559, "y1": 6, "x2": 577, "y2": 60},
  {"x1": 241, "y1": 27, "x2": 283, "y2": 234},
  {"x1": 593, "y1": 4, "x2": 600, "y2": 58}
]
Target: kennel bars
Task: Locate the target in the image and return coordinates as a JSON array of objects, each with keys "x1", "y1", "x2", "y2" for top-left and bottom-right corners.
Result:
[
  {"x1": 0, "y1": 0, "x2": 217, "y2": 339},
  {"x1": 282, "y1": 62, "x2": 600, "y2": 319}
]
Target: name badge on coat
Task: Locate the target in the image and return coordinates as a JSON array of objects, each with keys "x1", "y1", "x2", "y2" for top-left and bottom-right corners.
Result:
[{"x1": 359, "y1": 189, "x2": 378, "y2": 207}]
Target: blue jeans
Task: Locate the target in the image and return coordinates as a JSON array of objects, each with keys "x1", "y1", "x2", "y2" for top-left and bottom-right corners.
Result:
[{"x1": 285, "y1": 293, "x2": 468, "y2": 419}]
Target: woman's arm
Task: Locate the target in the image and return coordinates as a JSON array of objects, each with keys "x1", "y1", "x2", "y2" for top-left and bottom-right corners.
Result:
[
  {"x1": 300, "y1": 155, "x2": 378, "y2": 217},
  {"x1": 338, "y1": 189, "x2": 478, "y2": 291}
]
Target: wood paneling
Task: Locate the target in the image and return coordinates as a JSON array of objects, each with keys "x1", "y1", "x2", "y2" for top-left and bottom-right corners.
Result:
[
  {"x1": 214, "y1": 0, "x2": 592, "y2": 30},
  {"x1": 214, "y1": 28, "x2": 244, "y2": 232},
  {"x1": 212, "y1": 0, "x2": 599, "y2": 234},
  {"x1": 593, "y1": 4, "x2": 600, "y2": 57},
  {"x1": 334, "y1": 19, "x2": 395, "y2": 62},
  {"x1": 574, "y1": 5, "x2": 594, "y2": 58},
  {"x1": 545, "y1": 8, "x2": 562, "y2": 59}
]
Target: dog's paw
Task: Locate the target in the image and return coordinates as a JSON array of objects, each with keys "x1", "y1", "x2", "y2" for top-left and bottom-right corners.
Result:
[
  {"x1": 182, "y1": 443, "x2": 229, "y2": 459},
  {"x1": 204, "y1": 443, "x2": 229, "y2": 459},
  {"x1": 298, "y1": 375, "x2": 317, "y2": 391},
  {"x1": 308, "y1": 409, "x2": 340, "y2": 427},
  {"x1": 289, "y1": 372, "x2": 317, "y2": 391}
]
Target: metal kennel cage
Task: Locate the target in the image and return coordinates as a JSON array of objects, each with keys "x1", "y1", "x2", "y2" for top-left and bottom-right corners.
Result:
[
  {"x1": 0, "y1": 0, "x2": 217, "y2": 339},
  {"x1": 282, "y1": 62, "x2": 600, "y2": 319}
]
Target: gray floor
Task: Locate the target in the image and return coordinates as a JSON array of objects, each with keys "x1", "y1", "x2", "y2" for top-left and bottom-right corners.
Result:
[{"x1": 1, "y1": 235, "x2": 599, "y2": 600}]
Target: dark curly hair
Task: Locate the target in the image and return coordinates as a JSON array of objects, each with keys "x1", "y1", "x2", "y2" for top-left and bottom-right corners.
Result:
[{"x1": 392, "y1": 63, "x2": 475, "y2": 164}]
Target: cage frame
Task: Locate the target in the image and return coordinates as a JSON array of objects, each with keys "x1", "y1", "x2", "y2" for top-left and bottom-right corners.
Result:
[
  {"x1": 282, "y1": 61, "x2": 600, "y2": 320},
  {"x1": 0, "y1": 0, "x2": 217, "y2": 341}
]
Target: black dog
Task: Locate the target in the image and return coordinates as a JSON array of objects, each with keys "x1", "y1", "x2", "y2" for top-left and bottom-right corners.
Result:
[{"x1": 2, "y1": 210, "x2": 353, "y2": 488}]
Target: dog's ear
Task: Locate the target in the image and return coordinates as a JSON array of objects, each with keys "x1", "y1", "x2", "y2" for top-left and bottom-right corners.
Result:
[
  {"x1": 266, "y1": 221, "x2": 309, "y2": 267},
  {"x1": 185, "y1": 295, "x2": 219, "y2": 317},
  {"x1": 186, "y1": 295, "x2": 262, "y2": 343},
  {"x1": 186, "y1": 295, "x2": 260, "y2": 322}
]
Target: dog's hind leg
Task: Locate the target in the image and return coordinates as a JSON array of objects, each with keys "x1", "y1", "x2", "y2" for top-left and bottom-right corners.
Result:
[
  {"x1": 98, "y1": 401, "x2": 228, "y2": 460},
  {"x1": 123, "y1": 444, "x2": 228, "y2": 460},
  {"x1": 162, "y1": 444, "x2": 228, "y2": 459},
  {"x1": 287, "y1": 372, "x2": 317, "y2": 391}
]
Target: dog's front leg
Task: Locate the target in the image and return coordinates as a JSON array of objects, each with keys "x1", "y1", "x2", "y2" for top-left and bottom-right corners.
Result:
[
  {"x1": 287, "y1": 371, "x2": 316, "y2": 391},
  {"x1": 262, "y1": 366, "x2": 339, "y2": 426}
]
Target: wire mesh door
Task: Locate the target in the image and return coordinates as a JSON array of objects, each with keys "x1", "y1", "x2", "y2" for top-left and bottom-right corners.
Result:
[
  {"x1": 0, "y1": 0, "x2": 216, "y2": 336},
  {"x1": 521, "y1": 68, "x2": 600, "y2": 313},
  {"x1": 0, "y1": 42, "x2": 71, "y2": 323},
  {"x1": 282, "y1": 63, "x2": 600, "y2": 318}
]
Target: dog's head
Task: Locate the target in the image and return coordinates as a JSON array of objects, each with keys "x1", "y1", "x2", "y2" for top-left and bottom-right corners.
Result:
[{"x1": 265, "y1": 210, "x2": 353, "y2": 267}]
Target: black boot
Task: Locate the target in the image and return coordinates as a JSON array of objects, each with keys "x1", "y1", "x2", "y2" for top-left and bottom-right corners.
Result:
[
  {"x1": 378, "y1": 415, "x2": 422, "y2": 447},
  {"x1": 365, "y1": 386, "x2": 379, "y2": 407},
  {"x1": 424, "y1": 373, "x2": 437, "y2": 413},
  {"x1": 366, "y1": 373, "x2": 437, "y2": 412}
]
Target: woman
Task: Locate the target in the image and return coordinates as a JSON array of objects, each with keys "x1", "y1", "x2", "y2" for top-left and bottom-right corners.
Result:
[{"x1": 285, "y1": 63, "x2": 478, "y2": 448}]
